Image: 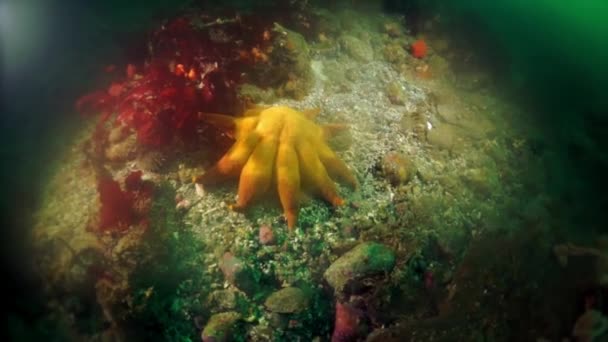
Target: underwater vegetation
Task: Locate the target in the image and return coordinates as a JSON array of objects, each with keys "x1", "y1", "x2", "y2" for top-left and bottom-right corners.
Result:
[
  {"x1": 97, "y1": 170, "x2": 154, "y2": 231},
  {"x1": 75, "y1": 13, "x2": 268, "y2": 148}
]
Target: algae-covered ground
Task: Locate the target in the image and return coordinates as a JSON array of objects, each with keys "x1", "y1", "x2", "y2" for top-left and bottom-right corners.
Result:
[{"x1": 27, "y1": 5, "x2": 607, "y2": 342}]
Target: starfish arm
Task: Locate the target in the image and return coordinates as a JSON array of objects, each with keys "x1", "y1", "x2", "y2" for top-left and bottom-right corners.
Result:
[
  {"x1": 196, "y1": 131, "x2": 260, "y2": 184},
  {"x1": 296, "y1": 140, "x2": 344, "y2": 207},
  {"x1": 233, "y1": 136, "x2": 278, "y2": 210},
  {"x1": 318, "y1": 143, "x2": 358, "y2": 189},
  {"x1": 276, "y1": 143, "x2": 301, "y2": 230},
  {"x1": 235, "y1": 116, "x2": 260, "y2": 139}
]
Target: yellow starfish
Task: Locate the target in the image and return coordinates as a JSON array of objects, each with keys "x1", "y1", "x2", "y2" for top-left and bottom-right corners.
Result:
[{"x1": 195, "y1": 105, "x2": 357, "y2": 229}]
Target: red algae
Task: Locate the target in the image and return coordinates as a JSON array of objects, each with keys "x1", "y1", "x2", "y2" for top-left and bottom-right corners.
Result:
[
  {"x1": 96, "y1": 170, "x2": 153, "y2": 232},
  {"x1": 75, "y1": 12, "x2": 277, "y2": 149},
  {"x1": 97, "y1": 176, "x2": 135, "y2": 231},
  {"x1": 411, "y1": 39, "x2": 428, "y2": 58}
]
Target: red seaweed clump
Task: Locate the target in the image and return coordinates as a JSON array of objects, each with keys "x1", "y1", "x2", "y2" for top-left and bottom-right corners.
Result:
[
  {"x1": 97, "y1": 170, "x2": 153, "y2": 232},
  {"x1": 76, "y1": 13, "x2": 275, "y2": 148},
  {"x1": 410, "y1": 38, "x2": 428, "y2": 59}
]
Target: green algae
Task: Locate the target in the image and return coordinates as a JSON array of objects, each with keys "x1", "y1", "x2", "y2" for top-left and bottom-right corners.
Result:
[{"x1": 127, "y1": 183, "x2": 213, "y2": 341}]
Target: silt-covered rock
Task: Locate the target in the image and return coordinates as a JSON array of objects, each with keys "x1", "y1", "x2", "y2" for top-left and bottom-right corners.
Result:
[
  {"x1": 324, "y1": 242, "x2": 396, "y2": 296},
  {"x1": 264, "y1": 287, "x2": 310, "y2": 314},
  {"x1": 201, "y1": 311, "x2": 241, "y2": 342}
]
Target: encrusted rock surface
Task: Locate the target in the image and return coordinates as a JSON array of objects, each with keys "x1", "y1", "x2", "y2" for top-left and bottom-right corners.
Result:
[{"x1": 324, "y1": 242, "x2": 396, "y2": 296}]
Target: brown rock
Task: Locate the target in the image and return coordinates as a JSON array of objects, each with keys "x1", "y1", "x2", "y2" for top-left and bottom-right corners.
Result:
[{"x1": 380, "y1": 152, "x2": 416, "y2": 186}]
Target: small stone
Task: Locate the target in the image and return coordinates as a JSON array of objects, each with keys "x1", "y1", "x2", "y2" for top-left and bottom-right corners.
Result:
[
  {"x1": 572, "y1": 309, "x2": 608, "y2": 341},
  {"x1": 206, "y1": 288, "x2": 244, "y2": 313},
  {"x1": 268, "y1": 312, "x2": 288, "y2": 329},
  {"x1": 248, "y1": 324, "x2": 275, "y2": 341},
  {"x1": 382, "y1": 42, "x2": 407, "y2": 65},
  {"x1": 385, "y1": 82, "x2": 407, "y2": 106},
  {"x1": 400, "y1": 110, "x2": 428, "y2": 141},
  {"x1": 175, "y1": 199, "x2": 191, "y2": 210},
  {"x1": 259, "y1": 224, "x2": 275, "y2": 245},
  {"x1": 383, "y1": 22, "x2": 403, "y2": 38},
  {"x1": 136, "y1": 150, "x2": 166, "y2": 172},
  {"x1": 379, "y1": 152, "x2": 416, "y2": 186},
  {"x1": 195, "y1": 183, "x2": 205, "y2": 197},
  {"x1": 219, "y1": 253, "x2": 257, "y2": 294},
  {"x1": 264, "y1": 287, "x2": 309, "y2": 314},
  {"x1": 201, "y1": 311, "x2": 241, "y2": 342},
  {"x1": 324, "y1": 242, "x2": 396, "y2": 296}
]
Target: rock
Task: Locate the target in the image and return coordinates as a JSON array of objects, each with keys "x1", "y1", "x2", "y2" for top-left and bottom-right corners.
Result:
[
  {"x1": 572, "y1": 309, "x2": 608, "y2": 341},
  {"x1": 379, "y1": 152, "x2": 416, "y2": 186},
  {"x1": 177, "y1": 164, "x2": 198, "y2": 184},
  {"x1": 248, "y1": 324, "x2": 275, "y2": 341},
  {"x1": 111, "y1": 223, "x2": 147, "y2": 262},
  {"x1": 245, "y1": 23, "x2": 312, "y2": 100},
  {"x1": 400, "y1": 110, "x2": 428, "y2": 141},
  {"x1": 365, "y1": 328, "x2": 392, "y2": 342},
  {"x1": 268, "y1": 23, "x2": 313, "y2": 99},
  {"x1": 382, "y1": 42, "x2": 407, "y2": 65},
  {"x1": 219, "y1": 252, "x2": 257, "y2": 294},
  {"x1": 268, "y1": 312, "x2": 289, "y2": 329},
  {"x1": 258, "y1": 224, "x2": 275, "y2": 245},
  {"x1": 311, "y1": 60, "x2": 328, "y2": 83},
  {"x1": 383, "y1": 21, "x2": 404, "y2": 38},
  {"x1": 206, "y1": 289, "x2": 244, "y2": 313},
  {"x1": 324, "y1": 242, "x2": 396, "y2": 296},
  {"x1": 426, "y1": 123, "x2": 468, "y2": 151},
  {"x1": 135, "y1": 150, "x2": 166, "y2": 172},
  {"x1": 435, "y1": 101, "x2": 465, "y2": 125},
  {"x1": 434, "y1": 101, "x2": 495, "y2": 140},
  {"x1": 385, "y1": 82, "x2": 407, "y2": 106},
  {"x1": 201, "y1": 311, "x2": 241, "y2": 342},
  {"x1": 264, "y1": 287, "x2": 309, "y2": 314},
  {"x1": 340, "y1": 35, "x2": 374, "y2": 62}
]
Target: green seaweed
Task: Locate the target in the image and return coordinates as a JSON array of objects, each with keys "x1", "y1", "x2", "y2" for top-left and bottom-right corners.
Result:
[
  {"x1": 127, "y1": 183, "x2": 214, "y2": 342},
  {"x1": 276, "y1": 284, "x2": 332, "y2": 341}
]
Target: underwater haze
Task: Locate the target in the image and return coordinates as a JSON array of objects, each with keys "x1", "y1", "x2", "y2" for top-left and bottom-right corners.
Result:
[{"x1": 2, "y1": 0, "x2": 608, "y2": 340}]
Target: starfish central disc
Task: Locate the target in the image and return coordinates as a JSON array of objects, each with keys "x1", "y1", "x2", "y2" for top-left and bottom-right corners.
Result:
[{"x1": 196, "y1": 105, "x2": 357, "y2": 229}]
